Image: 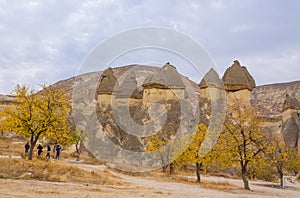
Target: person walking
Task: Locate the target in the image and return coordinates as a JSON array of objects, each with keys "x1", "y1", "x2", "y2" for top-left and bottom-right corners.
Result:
[
  {"x1": 37, "y1": 144, "x2": 43, "y2": 156},
  {"x1": 24, "y1": 142, "x2": 30, "y2": 155},
  {"x1": 46, "y1": 145, "x2": 51, "y2": 160},
  {"x1": 55, "y1": 145, "x2": 61, "y2": 160}
]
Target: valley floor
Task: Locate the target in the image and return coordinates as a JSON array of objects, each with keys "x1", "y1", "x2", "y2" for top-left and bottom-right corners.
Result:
[{"x1": 1, "y1": 161, "x2": 299, "y2": 198}]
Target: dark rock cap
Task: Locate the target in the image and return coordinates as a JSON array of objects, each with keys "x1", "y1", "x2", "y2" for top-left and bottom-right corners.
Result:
[
  {"x1": 222, "y1": 60, "x2": 256, "y2": 91},
  {"x1": 282, "y1": 94, "x2": 300, "y2": 111},
  {"x1": 96, "y1": 67, "x2": 119, "y2": 94},
  {"x1": 199, "y1": 68, "x2": 223, "y2": 89},
  {"x1": 143, "y1": 63, "x2": 185, "y2": 89}
]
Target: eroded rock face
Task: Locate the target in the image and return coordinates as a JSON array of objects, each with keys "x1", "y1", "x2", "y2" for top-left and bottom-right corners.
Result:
[
  {"x1": 198, "y1": 68, "x2": 226, "y2": 126},
  {"x1": 96, "y1": 67, "x2": 119, "y2": 95},
  {"x1": 281, "y1": 95, "x2": 300, "y2": 152},
  {"x1": 143, "y1": 63, "x2": 185, "y2": 89},
  {"x1": 199, "y1": 68, "x2": 223, "y2": 89},
  {"x1": 282, "y1": 117, "x2": 300, "y2": 148},
  {"x1": 222, "y1": 60, "x2": 256, "y2": 91},
  {"x1": 116, "y1": 71, "x2": 139, "y2": 99},
  {"x1": 282, "y1": 94, "x2": 300, "y2": 112},
  {"x1": 251, "y1": 81, "x2": 300, "y2": 117}
]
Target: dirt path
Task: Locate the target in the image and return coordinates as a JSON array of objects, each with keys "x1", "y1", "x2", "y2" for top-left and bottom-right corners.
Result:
[{"x1": 68, "y1": 161, "x2": 300, "y2": 198}]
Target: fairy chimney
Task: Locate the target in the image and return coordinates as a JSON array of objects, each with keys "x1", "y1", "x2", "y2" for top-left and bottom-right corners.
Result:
[
  {"x1": 199, "y1": 68, "x2": 224, "y2": 101},
  {"x1": 96, "y1": 67, "x2": 119, "y2": 105},
  {"x1": 143, "y1": 63, "x2": 185, "y2": 103},
  {"x1": 222, "y1": 60, "x2": 256, "y2": 105}
]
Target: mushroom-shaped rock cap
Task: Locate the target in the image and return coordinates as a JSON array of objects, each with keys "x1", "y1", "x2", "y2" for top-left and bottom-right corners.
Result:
[
  {"x1": 96, "y1": 67, "x2": 119, "y2": 94},
  {"x1": 116, "y1": 71, "x2": 139, "y2": 99},
  {"x1": 143, "y1": 62, "x2": 185, "y2": 89},
  {"x1": 222, "y1": 60, "x2": 256, "y2": 91},
  {"x1": 282, "y1": 94, "x2": 300, "y2": 112},
  {"x1": 199, "y1": 68, "x2": 223, "y2": 89}
]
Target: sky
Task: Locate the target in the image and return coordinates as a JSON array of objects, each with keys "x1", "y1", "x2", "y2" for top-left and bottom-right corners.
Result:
[{"x1": 0, "y1": 0, "x2": 299, "y2": 94}]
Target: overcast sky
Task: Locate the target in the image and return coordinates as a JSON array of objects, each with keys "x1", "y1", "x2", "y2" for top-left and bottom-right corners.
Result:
[{"x1": 0, "y1": 0, "x2": 299, "y2": 94}]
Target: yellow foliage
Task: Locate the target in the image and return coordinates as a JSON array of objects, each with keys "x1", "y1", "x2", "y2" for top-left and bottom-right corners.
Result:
[
  {"x1": 0, "y1": 84, "x2": 71, "y2": 159},
  {"x1": 212, "y1": 101, "x2": 266, "y2": 168},
  {"x1": 264, "y1": 133, "x2": 300, "y2": 176}
]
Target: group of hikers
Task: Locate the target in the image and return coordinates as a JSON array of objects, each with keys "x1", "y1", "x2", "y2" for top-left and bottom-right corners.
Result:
[{"x1": 24, "y1": 142, "x2": 62, "y2": 160}]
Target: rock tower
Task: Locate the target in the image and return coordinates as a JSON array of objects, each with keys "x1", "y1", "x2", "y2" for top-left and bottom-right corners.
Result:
[{"x1": 222, "y1": 60, "x2": 256, "y2": 105}]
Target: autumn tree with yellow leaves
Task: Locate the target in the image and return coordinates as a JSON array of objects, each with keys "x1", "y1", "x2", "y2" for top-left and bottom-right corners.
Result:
[
  {"x1": 212, "y1": 101, "x2": 267, "y2": 190},
  {"x1": 147, "y1": 124, "x2": 209, "y2": 181},
  {"x1": 146, "y1": 133, "x2": 173, "y2": 173},
  {"x1": 0, "y1": 85, "x2": 71, "y2": 160},
  {"x1": 264, "y1": 133, "x2": 300, "y2": 187},
  {"x1": 175, "y1": 124, "x2": 208, "y2": 182}
]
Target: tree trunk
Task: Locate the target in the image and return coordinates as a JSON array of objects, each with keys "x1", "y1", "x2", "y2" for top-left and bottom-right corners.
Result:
[
  {"x1": 196, "y1": 162, "x2": 201, "y2": 183},
  {"x1": 160, "y1": 154, "x2": 169, "y2": 172},
  {"x1": 28, "y1": 135, "x2": 34, "y2": 160},
  {"x1": 28, "y1": 134, "x2": 39, "y2": 160},
  {"x1": 280, "y1": 171, "x2": 284, "y2": 187},
  {"x1": 277, "y1": 165, "x2": 284, "y2": 187},
  {"x1": 75, "y1": 143, "x2": 80, "y2": 161},
  {"x1": 169, "y1": 162, "x2": 174, "y2": 175},
  {"x1": 162, "y1": 164, "x2": 168, "y2": 172},
  {"x1": 241, "y1": 163, "x2": 250, "y2": 190}
]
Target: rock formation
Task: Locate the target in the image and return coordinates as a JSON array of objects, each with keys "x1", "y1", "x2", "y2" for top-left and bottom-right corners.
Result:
[
  {"x1": 251, "y1": 81, "x2": 300, "y2": 117},
  {"x1": 2, "y1": 61, "x2": 300, "y2": 162},
  {"x1": 198, "y1": 68, "x2": 225, "y2": 125},
  {"x1": 143, "y1": 63, "x2": 185, "y2": 103},
  {"x1": 199, "y1": 68, "x2": 224, "y2": 101},
  {"x1": 281, "y1": 94, "x2": 300, "y2": 154},
  {"x1": 222, "y1": 60, "x2": 256, "y2": 105},
  {"x1": 96, "y1": 67, "x2": 119, "y2": 105},
  {"x1": 115, "y1": 71, "x2": 142, "y2": 106},
  {"x1": 222, "y1": 60, "x2": 256, "y2": 91}
]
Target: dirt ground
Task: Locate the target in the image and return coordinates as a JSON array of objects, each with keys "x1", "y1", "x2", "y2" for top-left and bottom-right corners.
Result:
[
  {"x1": 1, "y1": 163, "x2": 300, "y2": 198},
  {"x1": 1, "y1": 138, "x2": 299, "y2": 197}
]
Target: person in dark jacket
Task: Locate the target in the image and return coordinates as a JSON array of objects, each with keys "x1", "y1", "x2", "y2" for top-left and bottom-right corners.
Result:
[
  {"x1": 46, "y1": 145, "x2": 51, "y2": 159},
  {"x1": 55, "y1": 145, "x2": 61, "y2": 160},
  {"x1": 24, "y1": 142, "x2": 30, "y2": 155},
  {"x1": 37, "y1": 144, "x2": 43, "y2": 156}
]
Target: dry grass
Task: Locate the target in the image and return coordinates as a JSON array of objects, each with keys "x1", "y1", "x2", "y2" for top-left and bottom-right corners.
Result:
[
  {"x1": 0, "y1": 137, "x2": 24, "y2": 156},
  {"x1": 0, "y1": 158, "x2": 124, "y2": 186}
]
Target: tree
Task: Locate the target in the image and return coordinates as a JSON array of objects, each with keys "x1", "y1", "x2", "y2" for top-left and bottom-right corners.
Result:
[
  {"x1": 213, "y1": 101, "x2": 266, "y2": 190},
  {"x1": 146, "y1": 133, "x2": 170, "y2": 172},
  {"x1": 264, "y1": 133, "x2": 300, "y2": 187},
  {"x1": 0, "y1": 85, "x2": 71, "y2": 160},
  {"x1": 176, "y1": 124, "x2": 208, "y2": 182},
  {"x1": 70, "y1": 125, "x2": 88, "y2": 161},
  {"x1": 146, "y1": 131, "x2": 187, "y2": 175}
]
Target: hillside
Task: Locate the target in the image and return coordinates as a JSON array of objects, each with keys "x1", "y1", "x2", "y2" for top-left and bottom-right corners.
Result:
[{"x1": 251, "y1": 81, "x2": 300, "y2": 117}]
